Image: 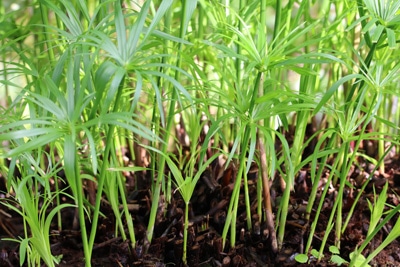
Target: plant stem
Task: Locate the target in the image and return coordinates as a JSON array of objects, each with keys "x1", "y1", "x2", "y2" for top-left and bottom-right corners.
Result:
[
  {"x1": 38, "y1": 2, "x2": 55, "y2": 65},
  {"x1": 147, "y1": 0, "x2": 189, "y2": 244},
  {"x1": 257, "y1": 134, "x2": 277, "y2": 253},
  {"x1": 278, "y1": 73, "x2": 312, "y2": 249},
  {"x1": 183, "y1": 201, "x2": 189, "y2": 265},
  {"x1": 88, "y1": 75, "x2": 125, "y2": 263},
  {"x1": 235, "y1": 0, "x2": 244, "y2": 80}
]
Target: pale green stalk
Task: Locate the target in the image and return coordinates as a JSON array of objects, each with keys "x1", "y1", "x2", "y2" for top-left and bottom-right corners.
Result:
[
  {"x1": 306, "y1": 156, "x2": 339, "y2": 258},
  {"x1": 111, "y1": 146, "x2": 136, "y2": 245},
  {"x1": 149, "y1": 0, "x2": 171, "y2": 192},
  {"x1": 64, "y1": 134, "x2": 91, "y2": 266},
  {"x1": 163, "y1": 108, "x2": 220, "y2": 264},
  {"x1": 105, "y1": 152, "x2": 127, "y2": 241},
  {"x1": 256, "y1": 0, "x2": 278, "y2": 252},
  {"x1": 278, "y1": 73, "x2": 313, "y2": 248},
  {"x1": 50, "y1": 142, "x2": 63, "y2": 231},
  {"x1": 222, "y1": 72, "x2": 261, "y2": 247},
  {"x1": 38, "y1": 2, "x2": 55, "y2": 65},
  {"x1": 146, "y1": 0, "x2": 195, "y2": 244},
  {"x1": 120, "y1": 184, "x2": 137, "y2": 245},
  {"x1": 315, "y1": 143, "x2": 347, "y2": 260},
  {"x1": 88, "y1": 77, "x2": 125, "y2": 262},
  {"x1": 305, "y1": 131, "x2": 336, "y2": 219},
  {"x1": 235, "y1": 0, "x2": 244, "y2": 80}
]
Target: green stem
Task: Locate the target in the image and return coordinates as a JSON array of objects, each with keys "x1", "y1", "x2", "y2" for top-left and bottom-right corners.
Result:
[
  {"x1": 377, "y1": 100, "x2": 385, "y2": 173},
  {"x1": 307, "y1": 155, "x2": 338, "y2": 257},
  {"x1": 316, "y1": 144, "x2": 346, "y2": 260},
  {"x1": 305, "y1": 131, "x2": 336, "y2": 220},
  {"x1": 235, "y1": 0, "x2": 244, "y2": 80},
  {"x1": 51, "y1": 142, "x2": 62, "y2": 231},
  {"x1": 74, "y1": 145, "x2": 90, "y2": 266},
  {"x1": 183, "y1": 201, "x2": 189, "y2": 265},
  {"x1": 118, "y1": 170, "x2": 136, "y2": 246},
  {"x1": 110, "y1": 177, "x2": 127, "y2": 242},
  {"x1": 146, "y1": 0, "x2": 189, "y2": 244},
  {"x1": 334, "y1": 141, "x2": 351, "y2": 248},
  {"x1": 39, "y1": 2, "x2": 55, "y2": 65},
  {"x1": 278, "y1": 73, "x2": 312, "y2": 249},
  {"x1": 221, "y1": 128, "x2": 249, "y2": 248},
  {"x1": 88, "y1": 76, "x2": 125, "y2": 263},
  {"x1": 272, "y1": 0, "x2": 281, "y2": 45},
  {"x1": 222, "y1": 72, "x2": 262, "y2": 248}
]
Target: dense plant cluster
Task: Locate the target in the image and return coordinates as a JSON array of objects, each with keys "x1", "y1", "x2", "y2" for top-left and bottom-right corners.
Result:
[{"x1": 1, "y1": 0, "x2": 399, "y2": 266}]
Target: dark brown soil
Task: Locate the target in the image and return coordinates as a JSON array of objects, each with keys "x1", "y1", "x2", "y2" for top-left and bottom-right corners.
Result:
[{"x1": 1, "y1": 151, "x2": 400, "y2": 267}]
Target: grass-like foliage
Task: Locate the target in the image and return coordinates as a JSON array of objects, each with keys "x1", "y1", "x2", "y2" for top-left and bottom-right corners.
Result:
[{"x1": 1, "y1": 0, "x2": 400, "y2": 266}]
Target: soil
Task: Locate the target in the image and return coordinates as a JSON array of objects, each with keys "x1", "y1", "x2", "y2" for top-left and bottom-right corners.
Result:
[{"x1": 1, "y1": 145, "x2": 400, "y2": 267}]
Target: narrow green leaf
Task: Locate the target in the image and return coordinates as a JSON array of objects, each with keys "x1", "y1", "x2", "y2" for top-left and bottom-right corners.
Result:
[
  {"x1": 182, "y1": 0, "x2": 197, "y2": 37},
  {"x1": 346, "y1": 15, "x2": 369, "y2": 31},
  {"x1": 144, "y1": 0, "x2": 174, "y2": 41},
  {"x1": 102, "y1": 66, "x2": 126, "y2": 116},
  {"x1": 63, "y1": 135, "x2": 77, "y2": 197},
  {"x1": 5, "y1": 133, "x2": 63, "y2": 157},
  {"x1": 361, "y1": 17, "x2": 378, "y2": 34},
  {"x1": 0, "y1": 128, "x2": 60, "y2": 140},
  {"x1": 19, "y1": 238, "x2": 30, "y2": 266},
  {"x1": 114, "y1": 0, "x2": 127, "y2": 62},
  {"x1": 91, "y1": 61, "x2": 117, "y2": 118},
  {"x1": 41, "y1": 0, "x2": 82, "y2": 37},
  {"x1": 313, "y1": 74, "x2": 365, "y2": 115},
  {"x1": 371, "y1": 24, "x2": 384, "y2": 43},
  {"x1": 26, "y1": 93, "x2": 66, "y2": 121},
  {"x1": 82, "y1": 127, "x2": 98, "y2": 175},
  {"x1": 385, "y1": 28, "x2": 396, "y2": 48},
  {"x1": 127, "y1": 0, "x2": 151, "y2": 58}
]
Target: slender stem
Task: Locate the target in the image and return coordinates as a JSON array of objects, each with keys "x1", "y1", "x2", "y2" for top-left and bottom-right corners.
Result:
[
  {"x1": 334, "y1": 141, "x2": 350, "y2": 248},
  {"x1": 377, "y1": 99, "x2": 385, "y2": 173},
  {"x1": 147, "y1": 0, "x2": 189, "y2": 244},
  {"x1": 316, "y1": 144, "x2": 346, "y2": 260},
  {"x1": 75, "y1": 145, "x2": 91, "y2": 266},
  {"x1": 183, "y1": 201, "x2": 189, "y2": 265},
  {"x1": 110, "y1": 145, "x2": 132, "y2": 243},
  {"x1": 258, "y1": 134, "x2": 277, "y2": 252},
  {"x1": 222, "y1": 72, "x2": 262, "y2": 248},
  {"x1": 88, "y1": 76, "x2": 125, "y2": 262},
  {"x1": 278, "y1": 73, "x2": 311, "y2": 249},
  {"x1": 117, "y1": 165, "x2": 136, "y2": 246},
  {"x1": 39, "y1": 2, "x2": 55, "y2": 65},
  {"x1": 51, "y1": 142, "x2": 62, "y2": 231},
  {"x1": 222, "y1": 133, "x2": 248, "y2": 248},
  {"x1": 235, "y1": 0, "x2": 244, "y2": 80},
  {"x1": 272, "y1": 0, "x2": 281, "y2": 45},
  {"x1": 243, "y1": 72, "x2": 263, "y2": 232}
]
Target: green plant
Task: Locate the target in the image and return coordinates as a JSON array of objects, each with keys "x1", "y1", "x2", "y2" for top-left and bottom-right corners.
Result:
[
  {"x1": 1, "y1": 158, "x2": 74, "y2": 267},
  {"x1": 1, "y1": 0, "x2": 184, "y2": 265},
  {"x1": 147, "y1": 101, "x2": 219, "y2": 264},
  {"x1": 295, "y1": 245, "x2": 370, "y2": 267},
  {"x1": 1, "y1": 0, "x2": 400, "y2": 265},
  {"x1": 348, "y1": 181, "x2": 400, "y2": 267},
  {"x1": 144, "y1": 0, "x2": 197, "y2": 246}
]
